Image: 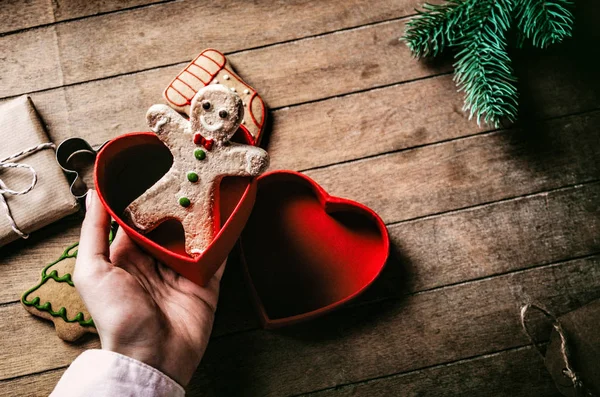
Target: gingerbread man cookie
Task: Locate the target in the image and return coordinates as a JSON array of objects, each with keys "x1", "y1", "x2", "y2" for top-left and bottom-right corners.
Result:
[
  {"x1": 164, "y1": 49, "x2": 267, "y2": 145},
  {"x1": 124, "y1": 84, "x2": 269, "y2": 256}
]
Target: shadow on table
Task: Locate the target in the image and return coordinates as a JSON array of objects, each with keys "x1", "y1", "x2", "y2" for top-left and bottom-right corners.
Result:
[{"x1": 190, "y1": 241, "x2": 413, "y2": 396}]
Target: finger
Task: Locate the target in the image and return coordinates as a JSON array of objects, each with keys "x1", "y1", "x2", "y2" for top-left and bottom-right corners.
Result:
[
  {"x1": 110, "y1": 226, "x2": 133, "y2": 253},
  {"x1": 213, "y1": 258, "x2": 228, "y2": 282},
  {"x1": 76, "y1": 190, "x2": 112, "y2": 275}
]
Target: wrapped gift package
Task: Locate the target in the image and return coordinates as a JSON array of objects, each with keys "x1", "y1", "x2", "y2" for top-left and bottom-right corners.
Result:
[{"x1": 0, "y1": 96, "x2": 79, "y2": 248}]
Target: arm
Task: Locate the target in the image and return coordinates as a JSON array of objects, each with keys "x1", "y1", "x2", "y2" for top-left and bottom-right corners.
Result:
[
  {"x1": 50, "y1": 350, "x2": 184, "y2": 397},
  {"x1": 220, "y1": 144, "x2": 269, "y2": 177},
  {"x1": 51, "y1": 190, "x2": 225, "y2": 395},
  {"x1": 147, "y1": 104, "x2": 191, "y2": 150}
]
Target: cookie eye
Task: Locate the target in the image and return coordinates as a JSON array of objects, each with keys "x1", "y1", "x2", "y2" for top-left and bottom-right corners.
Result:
[
  {"x1": 202, "y1": 101, "x2": 211, "y2": 110},
  {"x1": 219, "y1": 110, "x2": 229, "y2": 119}
]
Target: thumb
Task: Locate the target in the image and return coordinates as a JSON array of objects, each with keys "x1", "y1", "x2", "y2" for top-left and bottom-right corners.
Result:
[{"x1": 76, "y1": 190, "x2": 112, "y2": 278}]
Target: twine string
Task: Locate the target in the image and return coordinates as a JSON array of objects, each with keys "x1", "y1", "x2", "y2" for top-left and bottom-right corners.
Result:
[
  {"x1": 0, "y1": 142, "x2": 55, "y2": 239},
  {"x1": 520, "y1": 303, "x2": 596, "y2": 397}
]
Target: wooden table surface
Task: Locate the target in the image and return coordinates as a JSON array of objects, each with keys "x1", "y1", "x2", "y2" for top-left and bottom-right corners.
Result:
[{"x1": 1, "y1": 0, "x2": 600, "y2": 396}]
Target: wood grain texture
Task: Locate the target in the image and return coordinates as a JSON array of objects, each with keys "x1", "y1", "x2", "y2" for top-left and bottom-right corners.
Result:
[
  {"x1": 2, "y1": 181, "x2": 597, "y2": 388},
  {"x1": 305, "y1": 111, "x2": 600, "y2": 225},
  {"x1": 0, "y1": 0, "x2": 428, "y2": 97},
  {"x1": 51, "y1": 0, "x2": 169, "y2": 21},
  {"x1": 4, "y1": 255, "x2": 596, "y2": 387},
  {"x1": 0, "y1": 27, "x2": 63, "y2": 98},
  {"x1": 0, "y1": 216, "x2": 82, "y2": 304},
  {"x1": 0, "y1": 0, "x2": 54, "y2": 34},
  {"x1": 0, "y1": 303, "x2": 99, "y2": 380},
  {"x1": 3, "y1": 111, "x2": 599, "y2": 305},
  {"x1": 303, "y1": 347, "x2": 560, "y2": 397},
  {"x1": 389, "y1": 183, "x2": 600, "y2": 294},
  {"x1": 0, "y1": 369, "x2": 63, "y2": 397},
  {"x1": 0, "y1": 0, "x2": 169, "y2": 35},
  {"x1": 211, "y1": 182, "x2": 600, "y2": 337},
  {"x1": 5, "y1": 17, "x2": 452, "y2": 148},
  {"x1": 188, "y1": 256, "x2": 600, "y2": 396},
  {"x1": 4, "y1": 22, "x2": 594, "y2": 165},
  {"x1": 1, "y1": 0, "x2": 599, "y2": 394}
]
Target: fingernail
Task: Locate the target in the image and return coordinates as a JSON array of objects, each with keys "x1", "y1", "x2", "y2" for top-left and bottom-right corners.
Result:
[{"x1": 85, "y1": 190, "x2": 93, "y2": 209}]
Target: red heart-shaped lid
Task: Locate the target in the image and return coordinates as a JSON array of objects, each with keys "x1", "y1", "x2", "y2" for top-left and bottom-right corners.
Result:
[
  {"x1": 94, "y1": 132, "x2": 257, "y2": 286},
  {"x1": 240, "y1": 171, "x2": 389, "y2": 328}
]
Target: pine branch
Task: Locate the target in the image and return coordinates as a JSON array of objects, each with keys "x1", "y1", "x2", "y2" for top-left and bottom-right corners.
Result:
[
  {"x1": 402, "y1": 0, "x2": 471, "y2": 58},
  {"x1": 516, "y1": 0, "x2": 574, "y2": 48},
  {"x1": 453, "y1": 0, "x2": 518, "y2": 127}
]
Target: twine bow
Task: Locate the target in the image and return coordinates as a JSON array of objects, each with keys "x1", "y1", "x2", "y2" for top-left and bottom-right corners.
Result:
[
  {"x1": 521, "y1": 303, "x2": 597, "y2": 397},
  {"x1": 0, "y1": 142, "x2": 55, "y2": 239}
]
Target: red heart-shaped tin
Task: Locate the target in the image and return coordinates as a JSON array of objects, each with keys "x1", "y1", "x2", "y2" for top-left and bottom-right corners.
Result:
[
  {"x1": 95, "y1": 133, "x2": 389, "y2": 325},
  {"x1": 94, "y1": 132, "x2": 257, "y2": 286},
  {"x1": 240, "y1": 171, "x2": 389, "y2": 328}
]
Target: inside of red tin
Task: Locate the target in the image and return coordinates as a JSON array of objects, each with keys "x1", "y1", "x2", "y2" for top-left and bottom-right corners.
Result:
[
  {"x1": 240, "y1": 174, "x2": 388, "y2": 321},
  {"x1": 96, "y1": 133, "x2": 249, "y2": 257}
]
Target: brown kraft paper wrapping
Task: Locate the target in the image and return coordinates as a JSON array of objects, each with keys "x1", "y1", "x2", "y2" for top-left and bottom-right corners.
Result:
[
  {"x1": 0, "y1": 95, "x2": 79, "y2": 248},
  {"x1": 545, "y1": 299, "x2": 600, "y2": 397}
]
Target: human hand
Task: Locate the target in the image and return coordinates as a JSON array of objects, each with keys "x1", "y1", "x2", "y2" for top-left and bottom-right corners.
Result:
[{"x1": 74, "y1": 190, "x2": 224, "y2": 386}]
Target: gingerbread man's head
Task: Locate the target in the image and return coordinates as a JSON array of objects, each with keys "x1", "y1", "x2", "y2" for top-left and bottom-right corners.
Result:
[{"x1": 190, "y1": 84, "x2": 244, "y2": 143}]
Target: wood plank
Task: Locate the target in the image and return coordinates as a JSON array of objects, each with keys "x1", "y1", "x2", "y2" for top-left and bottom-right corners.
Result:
[
  {"x1": 51, "y1": 0, "x2": 170, "y2": 21},
  {"x1": 2, "y1": 182, "x2": 598, "y2": 382},
  {"x1": 0, "y1": 27, "x2": 63, "y2": 98},
  {"x1": 301, "y1": 347, "x2": 560, "y2": 397},
  {"x1": 305, "y1": 110, "x2": 600, "y2": 225},
  {"x1": 3, "y1": 181, "x2": 599, "y2": 342},
  {"x1": 0, "y1": 216, "x2": 82, "y2": 304},
  {"x1": 18, "y1": 16, "x2": 452, "y2": 147},
  {"x1": 0, "y1": 0, "x2": 428, "y2": 97},
  {"x1": 212, "y1": 182, "x2": 600, "y2": 336},
  {"x1": 0, "y1": 0, "x2": 54, "y2": 34},
  {"x1": 12, "y1": 19, "x2": 596, "y2": 162},
  {"x1": 0, "y1": 0, "x2": 170, "y2": 35},
  {"x1": 226, "y1": 19, "x2": 450, "y2": 110},
  {"x1": 0, "y1": 346, "x2": 560, "y2": 397},
  {"x1": 2, "y1": 110, "x2": 599, "y2": 308},
  {"x1": 269, "y1": 74, "x2": 476, "y2": 171},
  {"x1": 3, "y1": 253, "x2": 596, "y2": 385},
  {"x1": 389, "y1": 182, "x2": 600, "y2": 293},
  {"x1": 0, "y1": 368, "x2": 63, "y2": 397},
  {"x1": 0, "y1": 303, "x2": 99, "y2": 380},
  {"x1": 189, "y1": 256, "x2": 600, "y2": 396}
]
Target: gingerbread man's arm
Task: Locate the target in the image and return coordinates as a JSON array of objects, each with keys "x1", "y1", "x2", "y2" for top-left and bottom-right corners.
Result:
[
  {"x1": 219, "y1": 144, "x2": 269, "y2": 177},
  {"x1": 147, "y1": 104, "x2": 191, "y2": 150}
]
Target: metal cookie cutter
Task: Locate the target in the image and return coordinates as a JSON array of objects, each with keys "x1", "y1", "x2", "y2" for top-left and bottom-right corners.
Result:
[{"x1": 56, "y1": 138, "x2": 108, "y2": 199}]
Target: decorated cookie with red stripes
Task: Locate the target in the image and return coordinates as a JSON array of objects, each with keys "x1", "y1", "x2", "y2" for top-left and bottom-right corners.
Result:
[{"x1": 164, "y1": 49, "x2": 266, "y2": 146}]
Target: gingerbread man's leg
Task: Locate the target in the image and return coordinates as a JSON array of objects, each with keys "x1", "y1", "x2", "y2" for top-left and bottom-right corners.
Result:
[
  {"x1": 123, "y1": 172, "x2": 181, "y2": 232},
  {"x1": 180, "y1": 187, "x2": 218, "y2": 255}
]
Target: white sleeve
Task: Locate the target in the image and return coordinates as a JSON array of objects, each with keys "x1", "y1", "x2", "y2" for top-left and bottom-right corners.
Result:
[{"x1": 50, "y1": 349, "x2": 185, "y2": 397}]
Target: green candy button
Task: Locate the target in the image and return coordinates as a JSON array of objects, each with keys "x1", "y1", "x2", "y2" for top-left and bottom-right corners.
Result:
[
  {"x1": 194, "y1": 149, "x2": 206, "y2": 160},
  {"x1": 187, "y1": 171, "x2": 199, "y2": 182},
  {"x1": 178, "y1": 197, "x2": 191, "y2": 207}
]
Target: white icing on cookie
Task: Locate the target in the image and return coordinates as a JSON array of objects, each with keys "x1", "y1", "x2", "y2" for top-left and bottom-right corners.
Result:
[{"x1": 151, "y1": 117, "x2": 168, "y2": 133}]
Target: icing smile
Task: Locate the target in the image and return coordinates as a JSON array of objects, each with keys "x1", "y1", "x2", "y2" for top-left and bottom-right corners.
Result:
[{"x1": 200, "y1": 115, "x2": 223, "y2": 132}]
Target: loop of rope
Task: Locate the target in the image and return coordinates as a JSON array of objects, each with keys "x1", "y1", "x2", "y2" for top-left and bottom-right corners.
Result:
[
  {"x1": 0, "y1": 142, "x2": 55, "y2": 239},
  {"x1": 520, "y1": 303, "x2": 596, "y2": 397}
]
